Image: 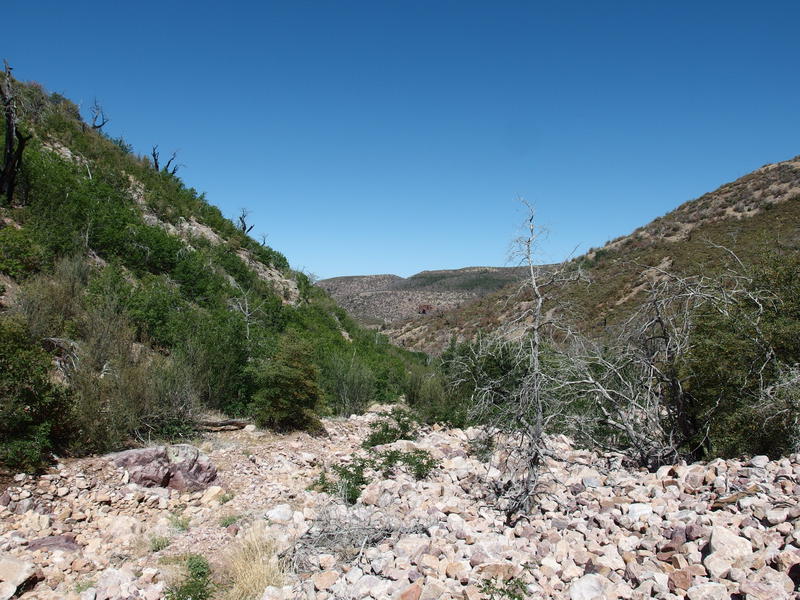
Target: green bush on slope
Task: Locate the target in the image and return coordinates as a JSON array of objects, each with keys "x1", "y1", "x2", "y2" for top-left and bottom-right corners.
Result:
[{"x1": 0, "y1": 317, "x2": 70, "y2": 471}]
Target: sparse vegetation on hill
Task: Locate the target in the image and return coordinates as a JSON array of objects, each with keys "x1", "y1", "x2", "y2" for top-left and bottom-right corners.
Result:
[
  {"x1": 0, "y1": 72, "x2": 426, "y2": 471},
  {"x1": 385, "y1": 157, "x2": 800, "y2": 354}
]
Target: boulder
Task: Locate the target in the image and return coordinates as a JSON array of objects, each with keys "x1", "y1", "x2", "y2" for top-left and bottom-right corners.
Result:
[
  {"x1": 0, "y1": 555, "x2": 41, "y2": 600},
  {"x1": 569, "y1": 574, "x2": 615, "y2": 600},
  {"x1": 108, "y1": 444, "x2": 217, "y2": 491},
  {"x1": 703, "y1": 526, "x2": 752, "y2": 577}
]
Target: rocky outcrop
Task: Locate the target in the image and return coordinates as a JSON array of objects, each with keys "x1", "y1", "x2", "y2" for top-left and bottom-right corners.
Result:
[{"x1": 108, "y1": 444, "x2": 217, "y2": 491}]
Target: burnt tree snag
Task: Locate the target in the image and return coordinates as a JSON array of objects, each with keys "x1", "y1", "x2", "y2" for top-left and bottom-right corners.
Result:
[
  {"x1": 0, "y1": 61, "x2": 31, "y2": 204},
  {"x1": 90, "y1": 99, "x2": 109, "y2": 130}
]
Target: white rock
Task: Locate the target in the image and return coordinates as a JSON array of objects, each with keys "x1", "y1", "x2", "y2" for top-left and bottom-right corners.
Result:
[
  {"x1": 569, "y1": 574, "x2": 615, "y2": 600},
  {"x1": 265, "y1": 504, "x2": 293, "y2": 523},
  {"x1": 686, "y1": 583, "x2": 729, "y2": 600},
  {"x1": 627, "y1": 503, "x2": 653, "y2": 521},
  {"x1": 0, "y1": 555, "x2": 39, "y2": 598}
]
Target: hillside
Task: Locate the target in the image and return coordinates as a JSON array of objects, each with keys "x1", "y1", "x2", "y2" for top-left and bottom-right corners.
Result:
[
  {"x1": 383, "y1": 156, "x2": 800, "y2": 353},
  {"x1": 0, "y1": 73, "x2": 425, "y2": 473},
  {"x1": 317, "y1": 266, "x2": 528, "y2": 325}
]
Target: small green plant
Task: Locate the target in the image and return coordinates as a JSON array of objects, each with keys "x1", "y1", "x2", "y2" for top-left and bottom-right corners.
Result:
[
  {"x1": 480, "y1": 575, "x2": 529, "y2": 600},
  {"x1": 166, "y1": 554, "x2": 213, "y2": 600},
  {"x1": 169, "y1": 512, "x2": 190, "y2": 532},
  {"x1": 362, "y1": 409, "x2": 418, "y2": 448},
  {"x1": 374, "y1": 449, "x2": 438, "y2": 480},
  {"x1": 314, "y1": 457, "x2": 371, "y2": 504},
  {"x1": 219, "y1": 492, "x2": 234, "y2": 504},
  {"x1": 74, "y1": 579, "x2": 96, "y2": 594},
  {"x1": 150, "y1": 536, "x2": 170, "y2": 552},
  {"x1": 220, "y1": 514, "x2": 240, "y2": 527}
]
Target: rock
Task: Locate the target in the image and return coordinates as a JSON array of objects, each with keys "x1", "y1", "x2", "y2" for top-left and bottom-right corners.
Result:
[
  {"x1": 395, "y1": 581, "x2": 423, "y2": 600},
  {"x1": 686, "y1": 583, "x2": 729, "y2": 600},
  {"x1": 312, "y1": 570, "x2": 339, "y2": 591},
  {"x1": 419, "y1": 579, "x2": 448, "y2": 600},
  {"x1": 704, "y1": 525, "x2": 752, "y2": 578},
  {"x1": 569, "y1": 574, "x2": 614, "y2": 600},
  {"x1": 260, "y1": 586, "x2": 285, "y2": 600},
  {"x1": 200, "y1": 485, "x2": 226, "y2": 506},
  {"x1": 668, "y1": 569, "x2": 693, "y2": 592},
  {"x1": 0, "y1": 555, "x2": 41, "y2": 599},
  {"x1": 27, "y1": 534, "x2": 80, "y2": 553},
  {"x1": 265, "y1": 504, "x2": 293, "y2": 523},
  {"x1": 108, "y1": 444, "x2": 217, "y2": 491},
  {"x1": 750, "y1": 455, "x2": 770, "y2": 468},
  {"x1": 627, "y1": 503, "x2": 653, "y2": 521}
]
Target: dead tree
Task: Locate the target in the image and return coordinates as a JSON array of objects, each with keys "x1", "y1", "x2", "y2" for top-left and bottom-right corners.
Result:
[
  {"x1": 90, "y1": 99, "x2": 109, "y2": 130},
  {"x1": 451, "y1": 202, "x2": 584, "y2": 522},
  {"x1": 151, "y1": 145, "x2": 180, "y2": 175},
  {"x1": 0, "y1": 61, "x2": 32, "y2": 204},
  {"x1": 237, "y1": 208, "x2": 255, "y2": 235}
]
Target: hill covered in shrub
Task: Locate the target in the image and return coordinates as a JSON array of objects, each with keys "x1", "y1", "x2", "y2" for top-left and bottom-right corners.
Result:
[{"x1": 0, "y1": 73, "x2": 427, "y2": 471}]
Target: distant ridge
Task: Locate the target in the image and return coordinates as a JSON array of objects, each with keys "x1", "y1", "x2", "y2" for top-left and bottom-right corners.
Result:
[{"x1": 317, "y1": 266, "x2": 528, "y2": 325}]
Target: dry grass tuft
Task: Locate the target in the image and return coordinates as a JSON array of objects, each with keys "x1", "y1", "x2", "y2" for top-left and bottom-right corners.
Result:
[{"x1": 221, "y1": 531, "x2": 285, "y2": 600}]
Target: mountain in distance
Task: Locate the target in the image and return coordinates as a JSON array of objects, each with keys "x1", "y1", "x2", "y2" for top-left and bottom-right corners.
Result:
[{"x1": 317, "y1": 266, "x2": 529, "y2": 325}]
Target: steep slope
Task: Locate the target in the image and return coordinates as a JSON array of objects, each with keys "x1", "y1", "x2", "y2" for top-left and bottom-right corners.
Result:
[
  {"x1": 0, "y1": 75, "x2": 424, "y2": 471},
  {"x1": 384, "y1": 156, "x2": 800, "y2": 353},
  {"x1": 317, "y1": 266, "x2": 528, "y2": 325}
]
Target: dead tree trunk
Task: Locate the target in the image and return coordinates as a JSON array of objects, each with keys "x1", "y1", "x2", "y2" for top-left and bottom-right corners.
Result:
[{"x1": 0, "y1": 60, "x2": 29, "y2": 204}]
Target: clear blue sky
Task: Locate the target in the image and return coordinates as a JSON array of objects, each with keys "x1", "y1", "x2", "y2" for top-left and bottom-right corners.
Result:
[{"x1": 5, "y1": 1, "x2": 800, "y2": 278}]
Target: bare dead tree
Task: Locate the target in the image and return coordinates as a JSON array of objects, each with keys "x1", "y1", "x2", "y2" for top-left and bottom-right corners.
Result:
[
  {"x1": 228, "y1": 280, "x2": 267, "y2": 350},
  {"x1": 238, "y1": 208, "x2": 255, "y2": 235},
  {"x1": 0, "y1": 61, "x2": 32, "y2": 204},
  {"x1": 450, "y1": 202, "x2": 585, "y2": 522},
  {"x1": 90, "y1": 98, "x2": 109, "y2": 130},
  {"x1": 163, "y1": 150, "x2": 180, "y2": 175},
  {"x1": 150, "y1": 145, "x2": 181, "y2": 175}
]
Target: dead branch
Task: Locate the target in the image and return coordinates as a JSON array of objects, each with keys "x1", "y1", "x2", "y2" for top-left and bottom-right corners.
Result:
[{"x1": 90, "y1": 99, "x2": 109, "y2": 130}]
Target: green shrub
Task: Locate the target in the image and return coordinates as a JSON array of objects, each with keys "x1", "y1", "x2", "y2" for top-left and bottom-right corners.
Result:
[
  {"x1": 0, "y1": 317, "x2": 70, "y2": 471},
  {"x1": 219, "y1": 515, "x2": 239, "y2": 527},
  {"x1": 321, "y1": 351, "x2": 376, "y2": 416},
  {"x1": 248, "y1": 331, "x2": 324, "y2": 433},
  {"x1": 150, "y1": 536, "x2": 170, "y2": 552},
  {"x1": 0, "y1": 226, "x2": 45, "y2": 279},
  {"x1": 374, "y1": 449, "x2": 438, "y2": 480},
  {"x1": 314, "y1": 457, "x2": 371, "y2": 504},
  {"x1": 166, "y1": 554, "x2": 212, "y2": 600},
  {"x1": 169, "y1": 513, "x2": 190, "y2": 532},
  {"x1": 362, "y1": 409, "x2": 417, "y2": 448}
]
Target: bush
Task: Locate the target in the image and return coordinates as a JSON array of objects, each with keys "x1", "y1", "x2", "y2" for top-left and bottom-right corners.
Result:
[
  {"x1": 404, "y1": 363, "x2": 467, "y2": 428},
  {"x1": 0, "y1": 226, "x2": 45, "y2": 279},
  {"x1": 315, "y1": 457, "x2": 370, "y2": 504},
  {"x1": 166, "y1": 554, "x2": 212, "y2": 600},
  {"x1": 321, "y1": 351, "x2": 376, "y2": 416},
  {"x1": 0, "y1": 317, "x2": 70, "y2": 471},
  {"x1": 248, "y1": 331, "x2": 324, "y2": 433},
  {"x1": 362, "y1": 409, "x2": 418, "y2": 448},
  {"x1": 374, "y1": 449, "x2": 438, "y2": 479}
]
